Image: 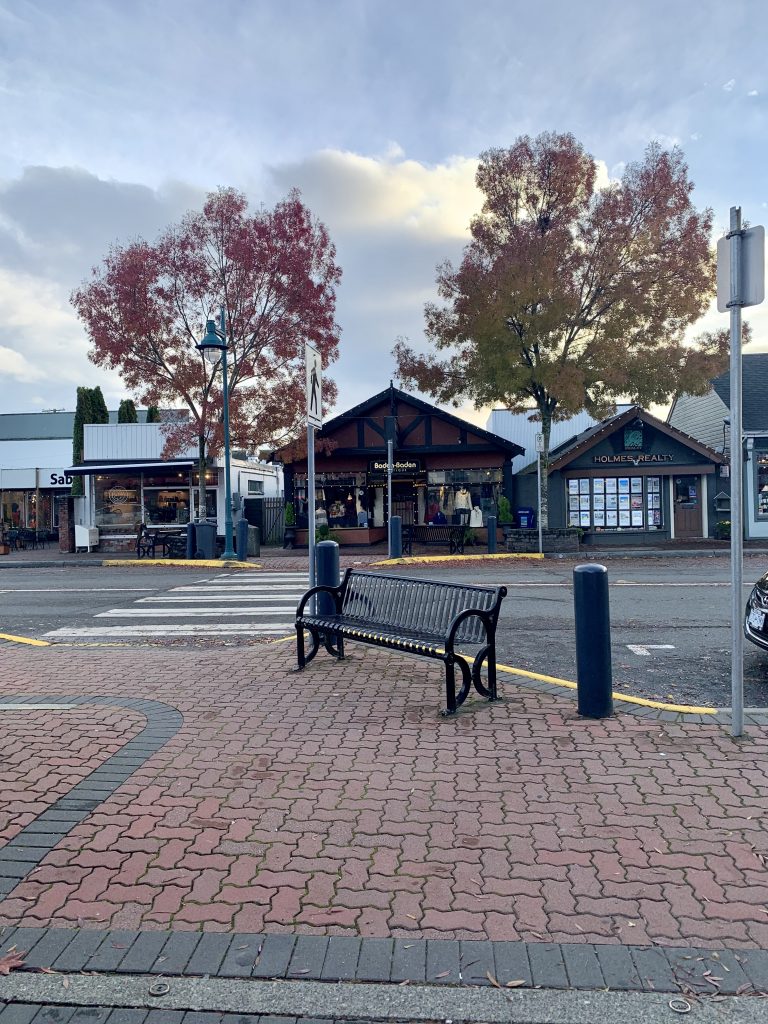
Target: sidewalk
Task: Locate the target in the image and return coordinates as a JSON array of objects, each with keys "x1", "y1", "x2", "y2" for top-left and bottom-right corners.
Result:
[{"x1": 0, "y1": 637, "x2": 768, "y2": 1018}]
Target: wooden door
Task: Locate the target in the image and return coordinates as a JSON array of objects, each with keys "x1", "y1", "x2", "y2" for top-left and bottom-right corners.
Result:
[{"x1": 673, "y1": 475, "x2": 702, "y2": 539}]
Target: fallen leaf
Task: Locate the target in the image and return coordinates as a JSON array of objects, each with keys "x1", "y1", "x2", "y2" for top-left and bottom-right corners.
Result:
[
  {"x1": 434, "y1": 970, "x2": 451, "y2": 978},
  {"x1": 486, "y1": 971, "x2": 500, "y2": 988},
  {"x1": 506, "y1": 979, "x2": 526, "y2": 988},
  {"x1": 62, "y1": 978, "x2": 70, "y2": 989},
  {"x1": 406, "y1": 914, "x2": 417, "y2": 920},
  {"x1": 0, "y1": 950, "x2": 26, "y2": 975}
]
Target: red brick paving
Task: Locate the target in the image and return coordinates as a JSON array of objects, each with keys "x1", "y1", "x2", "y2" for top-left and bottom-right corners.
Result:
[
  {"x1": 0, "y1": 705, "x2": 144, "y2": 844},
  {"x1": 0, "y1": 642, "x2": 767, "y2": 946}
]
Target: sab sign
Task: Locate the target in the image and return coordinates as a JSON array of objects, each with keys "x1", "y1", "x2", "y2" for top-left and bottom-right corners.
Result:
[{"x1": 50, "y1": 472, "x2": 73, "y2": 486}]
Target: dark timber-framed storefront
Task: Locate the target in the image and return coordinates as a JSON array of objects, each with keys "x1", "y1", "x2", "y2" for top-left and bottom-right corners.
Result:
[
  {"x1": 515, "y1": 405, "x2": 726, "y2": 544},
  {"x1": 277, "y1": 385, "x2": 523, "y2": 545}
]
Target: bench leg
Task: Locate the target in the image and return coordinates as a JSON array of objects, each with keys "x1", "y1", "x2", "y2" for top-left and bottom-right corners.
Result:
[
  {"x1": 472, "y1": 645, "x2": 498, "y2": 702},
  {"x1": 322, "y1": 632, "x2": 345, "y2": 660},
  {"x1": 442, "y1": 656, "x2": 472, "y2": 716},
  {"x1": 295, "y1": 625, "x2": 321, "y2": 670}
]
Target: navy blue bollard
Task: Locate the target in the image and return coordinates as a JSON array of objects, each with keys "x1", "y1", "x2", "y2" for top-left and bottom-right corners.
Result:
[
  {"x1": 236, "y1": 518, "x2": 249, "y2": 562},
  {"x1": 316, "y1": 540, "x2": 340, "y2": 615},
  {"x1": 487, "y1": 515, "x2": 497, "y2": 554},
  {"x1": 389, "y1": 515, "x2": 402, "y2": 559},
  {"x1": 573, "y1": 564, "x2": 614, "y2": 718},
  {"x1": 185, "y1": 522, "x2": 196, "y2": 560}
]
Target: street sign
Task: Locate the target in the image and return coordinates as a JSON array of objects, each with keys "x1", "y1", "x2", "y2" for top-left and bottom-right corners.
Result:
[
  {"x1": 535, "y1": 433, "x2": 545, "y2": 453},
  {"x1": 717, "y1": 225, "x2": 765, "y2": 311},
  {"x1": 305, "y1": 343, "x2": 322, "y2": 428}
]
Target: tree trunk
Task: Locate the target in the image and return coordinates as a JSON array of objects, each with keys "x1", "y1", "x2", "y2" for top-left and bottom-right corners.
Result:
[
  {"x1": 539, "y1": 411, "x2": 552, "y2": 531},
  {"x1": 197, "y1": 436, "x2": 207, "y2": 522}
]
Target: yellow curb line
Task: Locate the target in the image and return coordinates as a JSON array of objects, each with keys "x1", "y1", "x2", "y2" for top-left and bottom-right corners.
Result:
[
  {"x1": 373, "y1": 553, "x2": 544, "y2": 566},
  {"x1": 486, "y1": 659, "x2": 716, "y2": 715},
  {"x1": 102, "y1": 559, "x2": 261, "y2": 570},
  {"x1": 0, "y1": 632, "x2": 50, "y2": 647}
]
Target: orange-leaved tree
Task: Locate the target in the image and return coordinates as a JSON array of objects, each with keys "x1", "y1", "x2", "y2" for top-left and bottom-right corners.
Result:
[
  {"x1": 394, "y1": 133, "x2": 735, "y2": 527},
  {"x1": 72, "y1": 187, "x2": 341, "y2": 516}
]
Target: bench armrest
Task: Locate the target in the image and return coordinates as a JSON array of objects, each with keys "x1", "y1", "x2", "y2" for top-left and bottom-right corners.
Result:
[
  {"x1": 445, "y1": 607, "x2": 494, "y2": 650},
  {"x1": 296, "y1": 585, "x2": 343, "y2": 617}
]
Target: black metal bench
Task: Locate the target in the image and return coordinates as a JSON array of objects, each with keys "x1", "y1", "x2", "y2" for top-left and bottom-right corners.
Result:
[
  {"x1": 295, "y1": 570, "x2": 507, "y2": 715},
  {"x1": 403, "y1": 524, "x2": 465, "y2": 556}
]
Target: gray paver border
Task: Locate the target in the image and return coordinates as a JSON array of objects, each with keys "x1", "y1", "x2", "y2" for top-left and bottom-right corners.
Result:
[
  {"x1": 0, "y1": 695, "x2": 183, "y2": 897},
  {"x1": 1, "y1": 925, "x2": 767, "y2": 997}
]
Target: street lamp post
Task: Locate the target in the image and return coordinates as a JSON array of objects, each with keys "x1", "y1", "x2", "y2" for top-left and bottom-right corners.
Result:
[{"x1": 196, "y1": 308, "x2": 237, "y2": 561}]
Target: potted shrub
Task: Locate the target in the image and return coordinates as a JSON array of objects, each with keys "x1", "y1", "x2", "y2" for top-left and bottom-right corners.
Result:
[
  {"x1": 283, "y1": 501, "x2": 297, "y2": 549},
  {"x1": 497, "y1": 495, "x2": 514, "y2": 539},
  {"x1": 714, "y1": 519, "x2": 731, "y2": 541}
]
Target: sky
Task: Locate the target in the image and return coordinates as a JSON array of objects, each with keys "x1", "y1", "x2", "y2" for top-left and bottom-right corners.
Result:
[{"x1": 1, "y1": 0, "x2": 767, "y2": 431}]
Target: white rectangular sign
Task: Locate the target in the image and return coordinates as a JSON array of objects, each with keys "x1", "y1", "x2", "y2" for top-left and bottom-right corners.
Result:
[
  {"x1": 535, "y1": 433, "x2": 545, "y2": 453},
  {"x1": 717, "y1": 225, "x2": 765, "y2": 312},
  {"x1": 305, "y1": 343, "x2": 322, "y2": 428}
]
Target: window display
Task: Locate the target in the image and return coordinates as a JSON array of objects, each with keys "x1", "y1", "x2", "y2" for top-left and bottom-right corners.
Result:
[
  {"x1": 757, "y1": 454, "x2": 768, "y2": 518},
  {"x1": 567, "y1": 476, "x2": 663, "y2": 530}
]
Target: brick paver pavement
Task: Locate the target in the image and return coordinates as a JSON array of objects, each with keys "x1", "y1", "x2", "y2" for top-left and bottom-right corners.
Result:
[{"x1": 1, "y1": 641, "x2": 767, "y2": 948}]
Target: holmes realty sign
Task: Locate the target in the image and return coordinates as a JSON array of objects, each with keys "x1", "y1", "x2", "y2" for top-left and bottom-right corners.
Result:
[{"x1": 593, "y1": 453, "x2": 673, "y2": 465}]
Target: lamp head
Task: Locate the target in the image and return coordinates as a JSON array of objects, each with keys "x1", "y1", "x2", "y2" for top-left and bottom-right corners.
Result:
[{"x1": 196, "y1": 319, "x2": 226, "y2": 364}]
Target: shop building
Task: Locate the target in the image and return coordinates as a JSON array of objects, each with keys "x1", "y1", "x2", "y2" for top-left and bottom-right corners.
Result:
[
  {"x1": 668, "y1": 354, "x2": 768, "y2": 539},
  {"x1": 1, "y1": 411, "x2": 88, "y2": 532},
  {"x1": 514, "y1": 405, "x2": 725, "y2": 543},
  {"x1": 69, "y1": 422, "x2": 282, "y2": 552},
  {"x1": 276, "y1": 385, "x2": 523, "y2": 544}
]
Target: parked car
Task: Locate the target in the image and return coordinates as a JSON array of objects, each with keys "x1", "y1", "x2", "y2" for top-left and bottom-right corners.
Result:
[{"x1": 745, "y1": 569, "x2": 768, "y2": 652}]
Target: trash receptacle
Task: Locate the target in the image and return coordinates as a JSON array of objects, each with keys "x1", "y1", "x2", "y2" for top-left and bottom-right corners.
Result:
[
  {"x1": 195, "y1": 521, "x2": 216, "y2": 559},
  {"x1": 517, "y1": 507, "x2": 535, "y2": 529}
]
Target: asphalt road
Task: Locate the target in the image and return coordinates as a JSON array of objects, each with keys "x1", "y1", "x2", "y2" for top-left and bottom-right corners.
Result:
[{"x1": 1, "y1": 558, "x2": 768, "y2": 708}]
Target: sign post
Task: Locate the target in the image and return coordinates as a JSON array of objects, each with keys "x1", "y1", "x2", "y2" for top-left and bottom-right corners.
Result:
[
  {"x1": 387, "y1": 439, "x2": 394, "y2": 557},
  {"x1": 535, "y1": 432, "x2": 544, "y2": 556},
  {"x1": 305, "y1": 344, "x2": 322, "y2": 598},
  {"x1": 717, "y1": 209, "x2": 765, "y2": 737}
]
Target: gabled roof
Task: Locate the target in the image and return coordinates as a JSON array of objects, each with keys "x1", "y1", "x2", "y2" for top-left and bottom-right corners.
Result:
[
  {"x1": 546, "y1": 404, "x2": 725, "y2": 471},
  {"x1": 318, "y1": 385, "x2": 524, "y2": 455},
  {"x1": 712, "y1": 353, "x2": 768, "y2": 431}
]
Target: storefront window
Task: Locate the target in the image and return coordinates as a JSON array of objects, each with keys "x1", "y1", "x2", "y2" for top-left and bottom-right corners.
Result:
[
  {"x1": 1, "y1": 491, "x2": 25, "y2": 528},
  {"x1": 293, "y1": 472, "x2": 367, "y2": 528},
  {"x1": 426, "y1": 469, "x2": 502, "y2": 525},
  {"x1": 567, "y1": 476, "x2": 663, "y2": 530},
  {"x1": 757, "y1": 455, "x2": 768, "y2": 518},
  {"x1": 94, "y1": 476, "x2": 142, "y2": 528}
]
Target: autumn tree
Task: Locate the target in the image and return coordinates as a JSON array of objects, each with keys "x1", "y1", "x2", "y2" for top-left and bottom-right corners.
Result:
[
  {"x1": 394, "y1": 133, "x2": 733, "y2": 526},
  {"x1": 72, "y1": 187, "x2": 341, "y2": 518}
]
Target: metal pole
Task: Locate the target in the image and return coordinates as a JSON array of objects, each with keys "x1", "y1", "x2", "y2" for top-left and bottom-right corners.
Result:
[
  {"x1": 537, "y1": 452, "x2": 543, "y2": 555},
  {"x1": 308, "y1": 423, "x2": 316, "y2": 596},
  {"x1": 219, "y1": 306, "x2": 236, "y2": 560},
  {"x1": 729, "y1": 207, "x2": 744, "y2": 737},
  {"x1": 387, "y1": 438, "x2": 393, "y2": 557}
]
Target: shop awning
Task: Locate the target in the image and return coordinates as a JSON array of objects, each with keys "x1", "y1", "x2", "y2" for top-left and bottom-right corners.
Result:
[{"x1": 67, "y1": 461, "x2": 196, "y2": 476}]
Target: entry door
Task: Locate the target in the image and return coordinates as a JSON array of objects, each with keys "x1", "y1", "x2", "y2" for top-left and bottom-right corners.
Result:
[
  {"x1": 392, "y1": 485, "x2": 417, "y2": 526},
  {"x1": 673, "y1": 475, "x2": 702, "y2": 538}
]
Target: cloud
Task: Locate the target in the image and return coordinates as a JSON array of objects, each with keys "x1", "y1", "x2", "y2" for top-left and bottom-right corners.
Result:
[
  {"x1": 723, "y1": 79, "x2": 736, "y2": 91},
  {"x1": 748, "y1": 90, "x2": 759, "y2": 97}
]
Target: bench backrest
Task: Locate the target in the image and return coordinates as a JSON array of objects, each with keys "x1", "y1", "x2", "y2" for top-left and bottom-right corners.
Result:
[{"x1": 340, "y1": 570, "x2": 504, "y2": 643}]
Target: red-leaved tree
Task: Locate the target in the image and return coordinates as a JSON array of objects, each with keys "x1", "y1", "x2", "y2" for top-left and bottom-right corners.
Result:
[
  {"x1": 72, "y1": 187, "x2": 341, "y2": 515},
  {"x1": 395, "y1": 134, "x2": 738, "y2": 527}
]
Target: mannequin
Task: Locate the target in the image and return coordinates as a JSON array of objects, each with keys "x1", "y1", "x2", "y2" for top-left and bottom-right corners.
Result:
[
  {"x1": 454, "y1": 486, "x2": 471, "y2": 510},
  {"x1": 454, "y1": 486, "x2": 471, "y2": 524}
]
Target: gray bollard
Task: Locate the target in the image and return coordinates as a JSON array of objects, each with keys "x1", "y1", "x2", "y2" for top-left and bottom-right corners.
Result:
[
  {"x1": 573, "y1": 564, "x2": 614, "y2": 718},
  {"x1": 389, "y1": 515, "x2": 402, "y2": 559},
  {"x1": 487, "y1": 514, "x2": 497, "y2": 554},
  {"x1": 236, "y1": 518, "x2": 249, "y2": 562},
  {"x1": 316, "y1": 540, "x2": 340, "y2": 615},
  {"x1": 185, "y1": 522, "x2": 196, "y2": 560}
]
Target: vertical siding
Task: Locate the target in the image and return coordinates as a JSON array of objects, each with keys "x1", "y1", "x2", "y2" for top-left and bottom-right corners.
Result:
[{"x1": 83, "y1": 424, "x2": 197, "y2": 461}]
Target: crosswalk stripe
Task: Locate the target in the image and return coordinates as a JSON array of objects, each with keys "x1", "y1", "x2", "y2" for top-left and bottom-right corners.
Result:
[
  {"x1": 43, "y1": 571, "x2": 311, "y2": 642},
  {"x1": 45, "y1": 624, "x2": 294, "y2": 637},
  {"x1": 95, "y1": 607, "x2": 298, "y2": 617}
]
